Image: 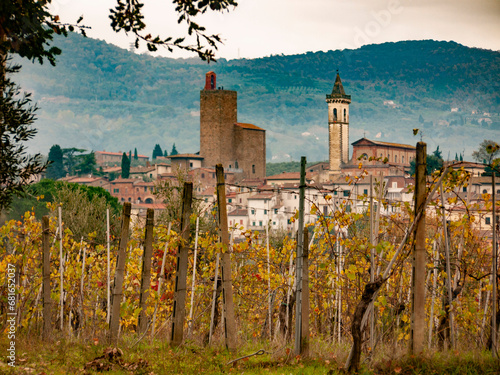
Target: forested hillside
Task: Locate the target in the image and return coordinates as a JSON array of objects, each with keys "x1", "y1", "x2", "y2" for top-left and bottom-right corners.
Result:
[{"x1": 15, "y1": 33, "x2": 500, "y2": 161}]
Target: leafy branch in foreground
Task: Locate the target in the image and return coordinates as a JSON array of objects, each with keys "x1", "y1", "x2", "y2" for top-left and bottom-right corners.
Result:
[
  {"x1": 0, "y1": 63, "x2": 45, "y2": 210},
  {"x1": 109, "y1": 0, "x2": 238, "y2": 61}
]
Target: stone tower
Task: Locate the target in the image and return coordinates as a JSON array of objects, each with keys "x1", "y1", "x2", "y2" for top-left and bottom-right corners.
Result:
[
  {"x1": 200, "y1": 71, "x2": 238, "y2": 169},
  {"x1": 199, "y1": 72, "x2": 266, "y2": 180},
  {"x1": 326, "y1": 73, "x2": 351, "y2": 174}
]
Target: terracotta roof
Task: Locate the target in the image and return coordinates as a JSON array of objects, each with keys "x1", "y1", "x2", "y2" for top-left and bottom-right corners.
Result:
[
  {"x1": 267, "y1": 172, "x2": 313, "y2": 180},
  {"x1": 134, "y1": 181, "x2": 155, "y2": 186},
  {"x1": 110, "y1": 178, "x2": 136, "y2": 183},
  {"x1": 199, "y1": 186, "x2": 216, "y2": 196},
  {"x1": 102, "y1": 166, "x2": 121, "y2": 173},
  {"x1": 169, "y1": 153, "x2": 204, "y2": 159},
  {"x1": 132, "y1": 203, "x2": 166, "y2": 210},
  {"x1": 248, "y1": 192, "x2": 274, "y2": 200},
  {"x1": 66, "y1": 177, "x2": 106, "y2": 183},
  {"x1": 228, "y1": 209, "x2": 248, "y2": 216},
  {"x1": 352, "y1": 137, "x2": 416, "y2": 149},
  {"x1": 234, "y1": 122, "x2": 265, "y2": 131},
  {"x1": 239, "y1": 178, "x2": 266, "y2": 187},
  {"x1": 130, "y1": 166, "x2": 155, "y2": 173}
]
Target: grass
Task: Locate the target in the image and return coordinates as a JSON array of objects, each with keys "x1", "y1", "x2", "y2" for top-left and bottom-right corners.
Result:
[{"x1": 1, "y1": 333, "x2": 499, "y2": 374}]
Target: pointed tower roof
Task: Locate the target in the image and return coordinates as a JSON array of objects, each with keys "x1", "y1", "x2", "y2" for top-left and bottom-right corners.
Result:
[
  {"x1": 331, "y1": 73, "x2": 346, "y2": 96},
  {"x1": 326, "y1": 72, "x2": 351, "y2": 101}
]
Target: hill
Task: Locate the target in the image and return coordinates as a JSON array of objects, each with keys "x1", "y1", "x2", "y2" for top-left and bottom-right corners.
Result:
[{"x1": 14, "y1": 33, "x2": 500, "y2": 161}]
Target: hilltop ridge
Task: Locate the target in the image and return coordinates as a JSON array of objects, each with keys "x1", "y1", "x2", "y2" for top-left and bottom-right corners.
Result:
[{"x1": 15, "y1": 33, "x2": 500, "y2": 161}]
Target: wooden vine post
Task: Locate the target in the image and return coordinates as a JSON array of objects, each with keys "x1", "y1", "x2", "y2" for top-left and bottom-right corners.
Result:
[
  {"x1": 492, "y1": 172, "x2": 498, "y2": 354},
  {"x1": 216, "y1": 164, "x2": 237, "y2": 351},
  {"x1": 42, "y1": 216, "x2": 52, "y2": 340},
  {"x1": 171, "y1": 182, "x2": 193, "y2": 346},
  {"x1": 410, "y1": 142, "x2": 427, "y2": 354},
  {"x1": 294, "y1": 156, "x2": 306, "y2": 355},
  {"x1": 109, "y1": 202, "x2": 131, "y2": 345},
  {"x1": 138, "y1": 208, "x2": 155, "y2": 335},
  {"x1": 301, "y1": 228, "x2": 310, "y2": 356}
]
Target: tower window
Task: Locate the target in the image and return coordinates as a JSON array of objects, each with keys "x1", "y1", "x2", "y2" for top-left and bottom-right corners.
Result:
[
  {"x1": 344, "y1": 108, "x2": 346, "y2": 122},
  {"x1": 333, "y1": 108, "x2": 337, "y2": 121},
  {"x1": 252, "y1": 164, "x2": 255, "y2": 174}
]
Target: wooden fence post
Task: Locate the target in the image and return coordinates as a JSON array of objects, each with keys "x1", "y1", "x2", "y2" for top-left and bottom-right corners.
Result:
[
  {"x1": 440, "y1": 181, "x2": 455, "y2": 348},
  {"x1": 216, "y1": 164, "x2": 237, "y2": 351},
  {"x1": 171, "y1": 182, "x2": 193, "y2": 346},
  {"x1": 42, "y1": 216, "x2": 52, "y2": 340},
  {"x1": 109, "y1": 202, "x2": 131, "y2": 345},
  {"x1": 295, "y1": 156, "x2": 306, "y2": 355},
  {"x1": 188, "y1": 216, "x2": 200, "y2": 337},
  {"x1": 58, "y1": 206, "x2": 64, "y2": 332},
  {"x1": 410, "y1": 142, "x2": 426, "y2": 354},
  {"x1": 492, "y1": 172, "x2": 498, "y2": 354},
  {"x1": 106, "y1": 208, "x2": 111, "y2": 324},
  {"x1": 138, "y1": 208, "x2": 155, "y2": 335},
  {"x1": 301, "y1": 228, "x2": 310, "y2": 356}
]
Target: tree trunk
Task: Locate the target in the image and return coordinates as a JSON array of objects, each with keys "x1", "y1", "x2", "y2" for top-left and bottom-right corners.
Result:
[
  {"x1": 279, "y1": 292, "x2": 296, "y2": 341},
  {"x1": 347, "y1": 278, "x2": 384, "y2": 373}
]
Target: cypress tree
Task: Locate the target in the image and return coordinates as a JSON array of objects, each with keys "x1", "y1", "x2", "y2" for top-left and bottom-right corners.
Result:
[
  {"x1": 152, "y1": 144, "x2": 163, "y2": 159},
  {"x1": 170, "y1": 143, "x2": 179, "y2": 156},
  {"x1": 121, "y1": 152, "x2": 130, "y2": 178},
  {"x1": 46, "y1": 144, "x2": 65, "y2": 180}
]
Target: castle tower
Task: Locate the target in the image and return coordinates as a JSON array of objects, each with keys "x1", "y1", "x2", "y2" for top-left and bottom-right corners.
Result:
[
  {"x1": 200, "y1": 71, "x2": 237, "y2": 169},
  {"x1": 326, "y1": 73, "x2": 351, "y2": 174}
]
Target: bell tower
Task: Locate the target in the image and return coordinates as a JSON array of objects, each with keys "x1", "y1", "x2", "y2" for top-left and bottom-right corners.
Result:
[{"x1": 326, "y1": 72, "x2": 351, "y2": 174}]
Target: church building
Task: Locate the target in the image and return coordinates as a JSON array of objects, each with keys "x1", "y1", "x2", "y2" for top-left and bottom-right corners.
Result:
[{"x1": 326, "y1": 73, "x2": 415, "y2": 178}]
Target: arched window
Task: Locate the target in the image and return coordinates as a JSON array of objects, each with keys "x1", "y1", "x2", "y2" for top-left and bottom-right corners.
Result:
[
  {"x1": 360, "y1": 153, "x2": 368, "y2": 160},
  {"x1": 145, "y1": 198, "x2": 153, "y2": 204},
  {"x1": 483, "y1": 189, "x2": 488, "y2": 194},
  {"x1": 402, "y1": 156, "x2": 405, "y2": 164},
  {"x1": 344, "y1": 108, "x2": 347, "y2": 122},
  {"x1": 333, "y1": 108, "x2": 337, "y2": 121},
  {"x1": 394, "y1": 155, "x2": 398, "y2": 163}
]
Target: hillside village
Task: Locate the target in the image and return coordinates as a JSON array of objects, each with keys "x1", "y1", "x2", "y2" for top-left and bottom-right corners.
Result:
[{"x1": 51, "y1": 72, "x2": 499, "y2": 240}]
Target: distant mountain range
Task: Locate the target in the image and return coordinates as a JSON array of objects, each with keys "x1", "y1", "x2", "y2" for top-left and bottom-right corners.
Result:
[{"x1": 14, "y1": 32, "x2": 500, "y2": 162}]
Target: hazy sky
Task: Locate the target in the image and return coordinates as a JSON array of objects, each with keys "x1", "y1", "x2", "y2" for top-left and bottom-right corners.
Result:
[{"x1": 52, "y1": 0, "x2": 500, "y2": 59}]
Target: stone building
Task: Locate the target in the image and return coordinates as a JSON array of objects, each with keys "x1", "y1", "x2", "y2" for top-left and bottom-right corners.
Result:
[
  {"x1": 95, "y1": 150, "x2": 148, "y2": 166},
  {"x1": 325, "y1": 73, "x2": 416, "y2": 178},
  {"x1": 199, "y1": 71, "x2": 266, "y2": 180},
  {"x1": 326, "y1": 73, "x2": 351, "y2": 175},
  {"x1": 342, "y1": 138, "x2": 416, "y2": 176}
]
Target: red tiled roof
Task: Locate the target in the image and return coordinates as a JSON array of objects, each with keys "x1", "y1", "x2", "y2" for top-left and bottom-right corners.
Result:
[
  {"x1": 110, "y1": 178, "x2": 136, "y2": 183},
  {"x1": 67, "y1": 177, "x2": 105, "y2": 183},
  {"x1": 248, "y1": 193, "x2": 274, "y2": 200},
  {"x1": 132, "y1": 203, "x2": 166, "y2": 209},
  {"x1": 102, "y1": 166, "x2": 121, "y2": 173},
  {"x1": 169, "y1": 153, "x2": 204, "y2": 159},
  {"x1": 228, "y1": 209, "x2": 248, "y2": 216},
  {"x1": 235, "y1": 122, "x2": 265, "y2": 131},
  {"x1": 352, "y1": 137, "x2": 416, "y2": 149}
]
